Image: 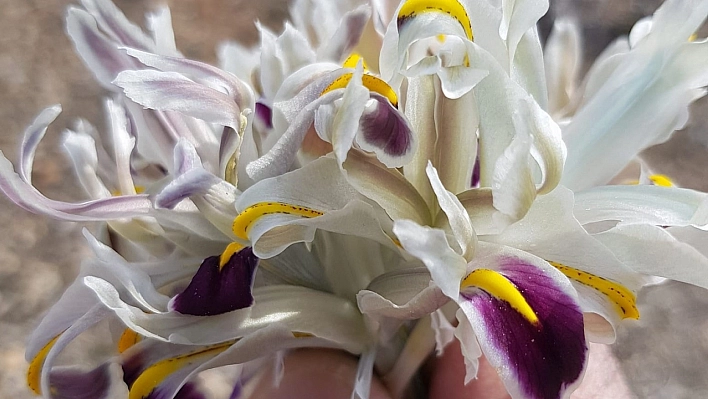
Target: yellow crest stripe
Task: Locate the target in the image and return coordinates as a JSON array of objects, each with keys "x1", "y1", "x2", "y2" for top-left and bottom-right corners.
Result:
[
  {"x1": 129, "y1": 341, "x2": 235, "y2": 399},
  {"x1": 27, "y1": 334, "x2": 61, "y2": 395},
  {"x1": 219, "y1": 242, "x2": 245, "y2": 269},
  {"x1": 548, "y1": 261, "x2": 639, "y2": 320},
  {"x1": 398, "y1": 0, "x2": 474, "y2": 41},
  {"x1": 118, "y1": 328, "x2": 142, "y2": 354},
  {"x1": 461, "y1": 269, "x2": 540, "y2": 325},
  {"x1": 343, "y1": 53, "x2": 369, "y2": 71},
  {"x1": 321, "y1": 73, "x2": 399, "y2": 108},
  {"x1": 232, "y1": 202, "x2": 324, "y2": 241},
  {"x1": 648, "y1": 174, "x2": 673, "y2": 187}
]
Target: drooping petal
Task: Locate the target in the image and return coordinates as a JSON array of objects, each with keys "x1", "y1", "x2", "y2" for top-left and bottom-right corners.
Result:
[
  {"x1": 458, "y1": 245, "x2": 587, "y2": 399},
  {"x1": 124, "y1": 47, "x2": 254, "y2": 111},
  {"x1": 114, "y1": 70, "x2": 243, "y2": 130},
  {"x1": 169, "y1": 248, "x2": 259, "y2": 316},
  {"x1": 594, "y1": 223, "x2": 708, "y2": 290},
  {"x1": 573, "y1": 185, "x2": 708, "y2": 228},
  {"x1": 66, "y1": 7, "x2": 137, "y2": 89}
]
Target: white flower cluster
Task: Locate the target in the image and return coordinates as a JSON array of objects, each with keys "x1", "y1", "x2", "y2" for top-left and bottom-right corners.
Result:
[{"x1": 2, "y1": 0, "x2": 708, "y2": 398}]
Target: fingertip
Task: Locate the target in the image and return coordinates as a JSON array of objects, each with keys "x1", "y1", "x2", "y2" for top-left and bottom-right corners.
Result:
[
  {"x1": 426, "y1": 340, "x2": 510, "y2": 399},
  {"x1": 247, "y1": 349, "x2": 392, "y2": 399}
]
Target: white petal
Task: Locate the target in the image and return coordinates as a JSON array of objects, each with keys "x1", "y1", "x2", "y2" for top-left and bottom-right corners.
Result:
[
  {"x1": 594, "y1": 223, "x2": 708, "y2": 289},
  {"x1": 114, "y1": 70, "x2": 243, "y2": 130},
  {"x1": 573, "y1": 185, "x2": 708, "y2": 228},
  {"x1": 426, "y1": 162, "x2": 477, "y2": 261},
  {"x1": 393, "y1": 219, "x2": 467, "y2": 300}
]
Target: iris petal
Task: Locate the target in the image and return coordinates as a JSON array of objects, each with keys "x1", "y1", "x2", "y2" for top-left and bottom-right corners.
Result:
[
  {"x1": 169, "y1": 247, "x2": 259, "y2": 316},
  {"x1": 460, "y1": 259, "x2": 587, "y2": 399}
]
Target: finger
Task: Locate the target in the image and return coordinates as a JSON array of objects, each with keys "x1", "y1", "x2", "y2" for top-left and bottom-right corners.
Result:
[
  {"x1": 247, "y1": 348, "x2": 393, "y2": 399},
  {"x1": 426, "y1": 339, "x2": 511, "y2": 399},
  {"x1": 571, "y1": 342, "x2": 635, "y2": 399}
]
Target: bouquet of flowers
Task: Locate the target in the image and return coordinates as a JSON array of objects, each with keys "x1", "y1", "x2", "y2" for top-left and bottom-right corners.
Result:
[{"x1": 2, "y1": 0, "x2": 708, "y2": 398}]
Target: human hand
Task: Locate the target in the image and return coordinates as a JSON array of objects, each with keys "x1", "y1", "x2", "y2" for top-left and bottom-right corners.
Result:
[{"x1": 247, "y1": 341, "x2": 634, "y2": 398}]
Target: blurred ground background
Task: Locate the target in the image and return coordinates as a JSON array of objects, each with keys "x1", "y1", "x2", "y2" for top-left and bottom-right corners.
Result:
[{"x1": 0, "y1": 0, "x2": 706, "y2": 398}]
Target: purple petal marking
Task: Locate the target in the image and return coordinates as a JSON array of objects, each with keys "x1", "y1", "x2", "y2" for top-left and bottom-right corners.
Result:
[
  {"x1": 171, "y1": 247, "x2": 259, "y2": 316},
  {"x1": 461, "y1": 261, "x2": 587, "y2": 399},
  {"x1": 50, "y1": 364, "x2": 112, "y2": 399},
  {"x1": 255, "y1": 101, "x2": 274, "y2": 129},
  {"x1": 471, "y1": 155, "x2": 480, "y2": 188},
  {"x1": 229, "y1": 381, "x2": 243, "y2": 399},
  {"x1": 359, "y1": 95, "x2": 413, "y2": 159},
  {"x1": 151, "y1": 382, "x2": 206, "y2": 399}
]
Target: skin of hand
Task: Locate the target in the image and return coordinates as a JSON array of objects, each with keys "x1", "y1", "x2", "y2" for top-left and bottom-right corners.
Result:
[{"x1": 246, "y1": 341, "x2": 635, "y2": 398}]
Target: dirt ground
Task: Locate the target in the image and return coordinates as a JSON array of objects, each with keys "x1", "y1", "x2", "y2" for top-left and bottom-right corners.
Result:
[{"x1": 0, "y1": 1, "x2": 707, "y2": 398}]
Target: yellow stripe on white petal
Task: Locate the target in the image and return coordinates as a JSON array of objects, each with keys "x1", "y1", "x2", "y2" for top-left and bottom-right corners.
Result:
[
  {"x1": 118, "y1": 328, "x2": 142, "y2": 354},
  {"x1": 648, "y1": 174, "x2": 673, "y2": 187},
  {"x1": 129, "y1": 341, "x2": 235, "y2": 399},
  {"x1": 548, "y1": 261, "x2": 639, "y2": 320},
  {"x1": 219, "y1": 242, "x2": 245, "y2": 269},
  {"x1": 232, "y1": 202, "x2": 325, "y2": 241},
  {"x1": 27, "y1": 334, "x2": 61, "y2": 395},
  {"x1": 343, "y1": 53, "x2": 369, "y2": 71},
  {"x1": 321, "y1": 73, "x2": 399, "y2": 108},
  {"x1": 398, "y1": 0, "x2": 474, "y2": 41},
  {"x1": 461, "y1": 269, "x2": 539, "y2": 325}
]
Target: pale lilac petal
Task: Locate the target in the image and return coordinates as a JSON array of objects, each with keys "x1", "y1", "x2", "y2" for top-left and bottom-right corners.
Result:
[
  {"x1": 246, "y1": 91, "x2": 340, "y2": 181},
  {"x1": 66, "y1": 7, "x2": 137, "y2": 89},
  {"x1": 124, "y1": 48, "x2": 254, "y2": 110},
  {"x1": 146, "y1": 6, "x2": 179, "y2": 55},
  {"x1": 19, "y1": 105, "x2": 62, "y2": 183},
  {"x1": 0, "y1": 154, "x2": 151, "y2": 221},
  {"x1": 115, "y1": 70, "x2": 243, "y2": 130},
  {"x1": 80, "y1": 0, "x2": 156, "y2": 51},
  {"x1": 156, "y1": 168, "x2": 222, "y2": 209},
  {"x1": 318, "y1": 5, "x2": 371, "y2": 62}
]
